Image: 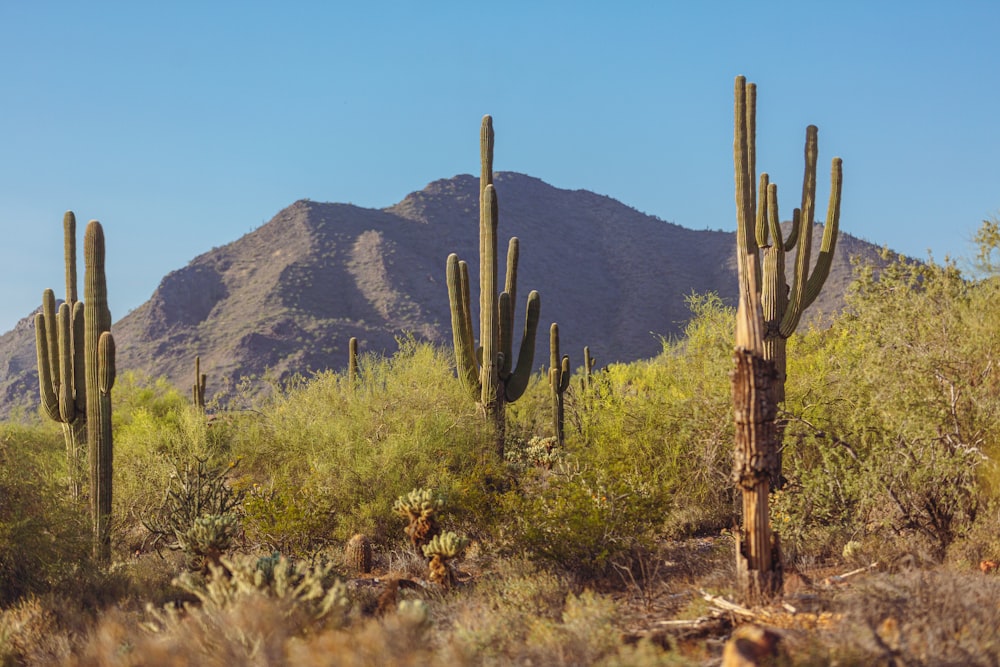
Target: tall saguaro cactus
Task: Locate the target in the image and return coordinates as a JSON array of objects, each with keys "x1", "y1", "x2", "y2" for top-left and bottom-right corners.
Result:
[
  {"x1": 84, "y1": 221, "x2": 115, "y2": 563},
  {"x1": 548, "y1": 323, "x2": 570, "y2": 445},
  {"x1": 447, "y1": 115, "x2": 541, "y2": 456},
  {"x1": 732, "y1": 76, "x2": 843, "y2": 601},
  {"x1": 734, "y1": 75, "x2": 843, "y2": 485},
  {"x1": 35, "y1": 215, "x2": 116, "y2": 561},
  {"x1": 35, "y1": 212, "x2": 86, "y2": 498}
]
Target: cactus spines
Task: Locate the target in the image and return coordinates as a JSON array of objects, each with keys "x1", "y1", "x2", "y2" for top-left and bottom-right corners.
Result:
[
  {"x1": 734, "y1": 76, "x2": 843, "y2": 404},
  {"x1": 446, "y1": 115, "x2": 541, "y2": 456},
  {"x1": 193, "y1": 355, "x2": 207, "y2": 409},
  {"x1": 422, "y1": 531, "x2": 469, "y2": 587},
  {"x1": 345, "y1": 533, "x2": 373, "y2": 574},
  {"x1": 348, "y1": 337, "x2": 358, "y2": 388},
  {"x1": 393, "y1": 488, "x2": 442, "y2": 552},
  {"x1": 548, "y1": 323, "x2": 571, "y2": 445},
  {"x1": 84, "y1": 220, "x2": 115, "y2": 562}
]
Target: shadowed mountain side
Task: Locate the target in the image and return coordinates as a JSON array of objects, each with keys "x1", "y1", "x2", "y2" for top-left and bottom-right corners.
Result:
[{"x1": 0, "y1": 172, "x2": 883, "y2": 414}]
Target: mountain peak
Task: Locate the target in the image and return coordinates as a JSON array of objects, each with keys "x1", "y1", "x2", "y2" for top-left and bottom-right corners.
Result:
[{"x1": 0, "y1": 173, "x2": 882, "y2": 415}]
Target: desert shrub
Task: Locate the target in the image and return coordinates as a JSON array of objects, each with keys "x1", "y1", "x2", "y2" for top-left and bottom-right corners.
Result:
[
  {"x1": 451, "y1": 557, "x2": 637, "y2": 665},
  {"x1": 500, "y1": 458, "x2": 667, "y2": 579},
  {"x1": 573, "y1": 293, "x2": 736, "y2": 536},
  {"x1": 114, "y1": 385, "x2": 238, "y2": 556},
  {"x1": 227, "y1": 339, "x2": 499, "y2": 553},
  {"x1": 778, "y1": 251, "x2": 1000, "y2": 562},
  {"x1": 813, "y1": 569, "x2": 1000, "y2": 665},
  {"x1": 0, "y1": 422, "x2": 91, "y2": 604},
  {"x1": 142, "y1": 456, "x2": 245, "y2": 572},
  {"x1": 450, "y1": 557, "x2": 571, "y2": 658},
  {"x1": 132, "y1": 554, "x2": 351, "y2": 664}
]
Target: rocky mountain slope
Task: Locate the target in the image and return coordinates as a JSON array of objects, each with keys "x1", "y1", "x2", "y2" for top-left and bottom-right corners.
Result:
[{"x1": 0, "y1": 172, "x2": 881, "y2": 414}]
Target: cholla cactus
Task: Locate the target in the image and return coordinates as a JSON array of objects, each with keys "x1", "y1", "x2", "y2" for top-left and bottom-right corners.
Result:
[
  {"x1": 143, "y1": 456, "x2": 244, "y2": 571},
  {"x1": 506, "y1": 436, "x2": 562, "y2": 471},
  {"x1": 178, "y1": 514, "x2": 239, "y2": 573},
  {"x1": 422, "y1": 531, "x2": 469, "y2": 587},
  {"x1": 344, "y1": 533, "x2": 373, "y2": 574},
  {"x1": 393, "y1": 488, "x2": 443, "y2": 551}
]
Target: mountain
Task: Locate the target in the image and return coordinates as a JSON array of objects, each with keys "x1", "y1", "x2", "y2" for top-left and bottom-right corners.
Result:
[{"x1": 0, "y1": 172, "x2": 882, "y2": 414}]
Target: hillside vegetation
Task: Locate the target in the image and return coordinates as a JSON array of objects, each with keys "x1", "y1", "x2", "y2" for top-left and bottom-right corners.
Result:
[{"x1": 2, "y1": 238, "x2": 1000, "y2": 665}]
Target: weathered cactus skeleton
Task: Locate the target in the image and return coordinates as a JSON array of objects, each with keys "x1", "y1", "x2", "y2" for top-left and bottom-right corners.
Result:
[{"x1": 447, "y1": 115, "x2": 541, "y2": 456}]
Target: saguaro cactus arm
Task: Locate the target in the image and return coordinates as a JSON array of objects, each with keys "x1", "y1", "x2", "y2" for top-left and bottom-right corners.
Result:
[
  {"x1": 447, "y1": 254, "x2": 481, "y2": 400},
  {"x1": 34, "y1": 313, "x2": 61, "y2": 422}
]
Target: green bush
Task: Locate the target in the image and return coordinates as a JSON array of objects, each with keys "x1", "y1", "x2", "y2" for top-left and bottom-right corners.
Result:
[
  {"x1": 779, "y1": 251, "x2": 1000, "y2": 562},
  {"x1": 225, "y1": 338, "x2": 502, "y2": 552},
  {"x1": 0, "y1": 421, "x2": 91, "y2": 603},
  {"x1": 572, "y1": 293, "x2": 737, "y2": 536}
]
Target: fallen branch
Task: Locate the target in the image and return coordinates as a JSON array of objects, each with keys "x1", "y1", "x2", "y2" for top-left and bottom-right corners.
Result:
[
  {"x1": 821, "y1": 562, "x2": 879, "y2": 587},
  {"x1": 701, "y1": 590, "x2": 771, "y2": 620}
]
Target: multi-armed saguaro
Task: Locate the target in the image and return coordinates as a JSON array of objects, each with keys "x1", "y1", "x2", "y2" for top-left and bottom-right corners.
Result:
[
  {"x1": 446, "y1": 115, "x2": 541, "y2": 456},
  {"x1": 735, "y1": 77, "x2": 843, "y2": 399},
  {"x1": 35, "y1": 214, "x2": 116, "y2": 562},
  {"x1": 731, "y1": 75, "x2": 843, "y2": 602},
  {"x1": 548, "y1": 323, "x2": 570, "y2": 445},
  {"x1": 35, "y1": 212, "x2": 87, "y2": 498},
  {"x1": 734, "y1": 75, "x2": 843, "y2": 481}
]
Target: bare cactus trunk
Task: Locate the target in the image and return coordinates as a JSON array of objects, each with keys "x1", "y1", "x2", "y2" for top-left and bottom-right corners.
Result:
[{"x1": 732, "y1": 297, "x2": 782, "y2": 602}]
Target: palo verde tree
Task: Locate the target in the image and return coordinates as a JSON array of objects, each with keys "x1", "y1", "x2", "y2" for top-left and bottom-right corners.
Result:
[
  {"x1": 734, "y1": 75, "x2": 843, "y2": 485},
  {"x1": 446, "y1": 115, "x2": 541, "y2": 456}
]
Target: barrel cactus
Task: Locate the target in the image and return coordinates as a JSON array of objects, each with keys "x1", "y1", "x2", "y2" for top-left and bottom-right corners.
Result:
[{"x1": 344, "y1": 533, "x2": 373, "y2": 574}]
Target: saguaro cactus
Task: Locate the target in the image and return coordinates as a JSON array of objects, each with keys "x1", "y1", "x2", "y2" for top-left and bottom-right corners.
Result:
[
  {"x1": 581, "y1": 346, "x2": 596, "y2": 391},
  {"x1": 732, "y1": 251, "x2": 781, "y2": 603},
  {"x1": 446, "y1": 115, "x2": 541, "y2": 456},
  {"x1": 731, "y1": 76, "x2": 843, "y2": 601},
  {"x1": 193, "y1": 355, "x2": 207, "y2": 410},
  {"x1": 548, "y1": 323, "x2": 570, "y2": 445},
  {"x1": 84, "y1": 220, "x2": 116, "y2": 563},
  {"x1": 35, "y1": 212, "x2": 87, "y2": 498},
  {"x1": 735, "y1": 75, "x2": 843, "y2": 486},
  {"x1": 348, "y1": 336, "x2": 358, "y2": 388}
]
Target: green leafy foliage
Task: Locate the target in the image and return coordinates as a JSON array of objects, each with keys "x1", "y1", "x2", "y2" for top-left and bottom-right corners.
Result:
[
  {"x1": 778, "y1": 250, "x2": 1000, "y2": 561},
  {"x1": 0, "y1": 422, "x2": 90, "y2": 603}
]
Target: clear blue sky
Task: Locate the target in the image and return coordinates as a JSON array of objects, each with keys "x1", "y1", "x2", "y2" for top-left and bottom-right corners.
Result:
[{"x1": 1, "y1": 1, "x2": 998, "y2": 334}]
